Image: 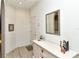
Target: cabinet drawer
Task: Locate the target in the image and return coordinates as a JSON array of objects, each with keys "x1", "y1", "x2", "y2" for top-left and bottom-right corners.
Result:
[
  {"x1": 33, "y1": 43, "x2": 42, "y2": 58},
  {"x1": 41, "y1": 49, "x2": 57, "y2": 58},
  {"x1": 33, "y1": 43, "x2": 57, "y2": 58}
]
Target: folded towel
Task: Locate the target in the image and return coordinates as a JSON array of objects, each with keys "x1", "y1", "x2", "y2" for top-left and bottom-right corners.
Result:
[{"x1": 26, "y1": 45, "x2": 33, "y2": 51}]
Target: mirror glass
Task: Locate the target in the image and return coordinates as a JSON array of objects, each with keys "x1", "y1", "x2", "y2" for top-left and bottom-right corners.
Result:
[{"x1": 46, "y1": 10, "x2": 60, "y2": 35}]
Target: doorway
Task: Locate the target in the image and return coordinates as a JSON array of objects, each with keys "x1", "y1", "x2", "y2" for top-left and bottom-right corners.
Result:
[
  {"x1": 0, "y1": 16, "x2": 1, "y2": 57},
  {"x1": 1, "y1": 0, "x2": 5, "y2": 58}
]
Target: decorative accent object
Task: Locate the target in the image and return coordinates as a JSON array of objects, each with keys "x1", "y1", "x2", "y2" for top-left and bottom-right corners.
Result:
[
  {"x1": 9, "y1": 24, "x2": 14, "y2": 32},
  {"x1": 60, "y1": 40, "x2": 69, "y2": 54},
  {"x1": 38, "y1": 35, "x2": 45, "y2": 41}
]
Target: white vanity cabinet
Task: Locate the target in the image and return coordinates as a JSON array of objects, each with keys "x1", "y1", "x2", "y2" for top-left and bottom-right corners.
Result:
[
  {"x1": 33, "y1": 40, "x2": 79, "y2": 58},
  {"x1": 41, "y1": 49, "x2": 57, "y2": 58},
  {"x1": 33, "y1": 43, "x2": 42, "y2": 58},
  {"x1": 33, "y1": 43, "x2": 57, "y2": 58}
]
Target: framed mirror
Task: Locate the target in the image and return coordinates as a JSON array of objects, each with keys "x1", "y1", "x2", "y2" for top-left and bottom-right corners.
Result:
[{"x1": 46, "y1": 10, "x2": 60, "y2": 35}]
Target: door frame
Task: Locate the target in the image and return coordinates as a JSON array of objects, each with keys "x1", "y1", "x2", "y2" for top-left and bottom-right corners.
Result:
[{"x1": 1, "y1": 0, "x2": 5, "y2": 57}]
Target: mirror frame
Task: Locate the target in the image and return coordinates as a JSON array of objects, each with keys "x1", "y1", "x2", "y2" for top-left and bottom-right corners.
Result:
[{"x1": 46, "y1": 10, "x2": 60, "y2": 35}]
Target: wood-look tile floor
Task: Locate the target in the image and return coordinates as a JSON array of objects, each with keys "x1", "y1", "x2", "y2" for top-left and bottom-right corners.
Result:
[{"x1": 6, "y1": 46, "x2": 33, "y2": 58}]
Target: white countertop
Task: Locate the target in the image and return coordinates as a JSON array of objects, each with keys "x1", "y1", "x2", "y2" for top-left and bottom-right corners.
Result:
[{"x1": 33, "y1": 40, "x2": 79, "y2": 58}]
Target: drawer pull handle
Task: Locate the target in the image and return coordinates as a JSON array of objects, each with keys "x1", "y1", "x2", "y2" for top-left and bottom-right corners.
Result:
[{"x1": 41, "y1": 50, "x2": 43, "y2": 53}]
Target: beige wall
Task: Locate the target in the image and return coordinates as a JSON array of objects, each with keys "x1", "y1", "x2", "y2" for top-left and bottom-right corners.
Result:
[
  {"x1": 5, "y1": 3, "x2": 16, "y2": 54},
  {"x1": 15, "y1": 8, "x2": 31, "y2": 48}
]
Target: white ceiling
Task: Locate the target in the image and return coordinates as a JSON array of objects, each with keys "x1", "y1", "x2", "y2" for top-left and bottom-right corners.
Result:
[{"x1": 6, "y1": 0, "x2": 40, "y2": 9}]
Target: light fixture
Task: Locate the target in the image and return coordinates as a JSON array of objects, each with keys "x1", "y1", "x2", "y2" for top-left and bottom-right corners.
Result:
[
  {"x1": 16, "y1": 0, "x2": 22, "y2": 5},
  {"x1": 19, "y1": 1, "x2": 22, "y2": 5}
]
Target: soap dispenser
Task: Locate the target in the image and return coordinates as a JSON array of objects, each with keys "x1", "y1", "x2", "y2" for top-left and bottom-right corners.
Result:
[{"x1": 38, "y1": 35, "x2": 44, "y2": 41}]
